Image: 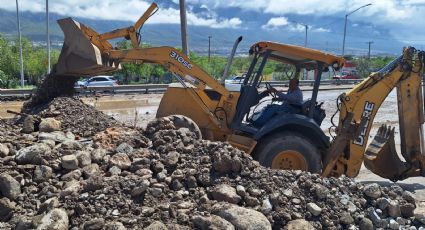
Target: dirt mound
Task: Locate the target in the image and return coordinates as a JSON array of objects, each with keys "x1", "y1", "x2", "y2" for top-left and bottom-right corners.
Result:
[
  {"x1": 0, "y1": 117, "x2": 424, "y2": 229},
  {"x1": 27, "y1": 97, "x2": 118, "y2": 137},
  {"x1": 22, "y1": 74, "x2": 77, "y2": 113}
]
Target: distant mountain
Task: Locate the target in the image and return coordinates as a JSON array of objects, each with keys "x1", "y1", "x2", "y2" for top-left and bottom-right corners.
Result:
[{"x1": 0, "y1": 9, "x2": 403, "y2": 56}]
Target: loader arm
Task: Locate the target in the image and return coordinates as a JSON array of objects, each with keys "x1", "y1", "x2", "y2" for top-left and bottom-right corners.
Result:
[
  {"x1": 54, "y1": 4, "x2": 237, "y2": 132},
  {"x1": 323, "y1": 47, "x2": 425, "y2": 180},
  {"x1": 107, "y1": 47, "x2": 236, "y2": 129}
]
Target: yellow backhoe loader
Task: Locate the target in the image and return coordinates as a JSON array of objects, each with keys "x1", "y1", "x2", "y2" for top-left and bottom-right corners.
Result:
[{"x1": 51, "y1": 3, "x2": 425, "y2": 181}]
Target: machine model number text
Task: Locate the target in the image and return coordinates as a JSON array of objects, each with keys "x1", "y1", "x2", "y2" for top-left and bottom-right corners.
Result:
[
  {"x1": 170, "y1": 51, "x2": 193, "y2": 70},
  {"x1": 353, "y1": 101, "x2": 375, "y2": 146}
]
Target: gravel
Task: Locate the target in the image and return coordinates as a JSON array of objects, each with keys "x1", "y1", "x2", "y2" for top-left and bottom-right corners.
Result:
[
  {"x1": 0, "y1": 97, "x2": 424, "y2": 229},
  {"x1": 26, "y1": 97, "x2": 118, "y2": 137}
]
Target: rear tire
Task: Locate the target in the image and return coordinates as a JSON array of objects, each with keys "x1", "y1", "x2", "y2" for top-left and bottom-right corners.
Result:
[
  {"x1": 167, "y1": 115, "x2": 202, "y2": 139},
  {"x1": 253, "y1": 132, "x2": 322, "y2": 173}
]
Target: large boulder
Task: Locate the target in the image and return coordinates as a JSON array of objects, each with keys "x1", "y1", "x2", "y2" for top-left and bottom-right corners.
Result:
[
  {"x1": 22, "y1": 115, "x2": 35, "y2": 133},
  {"x1": 306, "y1": 203, "x2": 322, "y2": 216},
  {"x1": 39, "y1": 118, "x2": 61, "y2": 132},
  {"x1": 0, "y1": 174, "x2": 21, "y2": 200},
  {"x1": 83, "y1": 218, "x2": 105, "y2": 230},
  {"x1": 62, "y1": 155, "x2": 79, "y2": 170},
  {"x1": 192, "y1": 215, "x2": 235, "y2": 230},
  {"x1": 0, "y1": 143, "x2": 9, "y2": 157},
  {"x1": 39, "y1": 131, "x2": 70, "y2": 143},
  {"x1": 284, "y1": 219, "x2": 315, "y2": 230},
  {"x1": 33, "y1": 165, "x2": 53, "y2": 182},
  {"x1": 15, "y1": 143, "x2": 51, "y2": 165},
  {"x1": 37, "y1": 208, "x2": 69, "y2": 230},
  {"x1": 109, "y1": 153, "x2": 131, "y2": 170},
  {"x1": 212, "y1": 203, "x2": 271, "y2": 230},
  {"x1": 211, "y1": 184, "x2": 241, "y2": 204},
  {"x1": 363, "y1": 183, "x2": 382, "y2": 199},
  {"x1": 144, "y1": 221, "x2": 168, "y2": 230},
  {"x1": 0, "y1": 197, "x2": 15, "y2": 219}
]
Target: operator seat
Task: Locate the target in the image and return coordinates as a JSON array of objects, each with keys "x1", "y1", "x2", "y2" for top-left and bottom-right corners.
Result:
[{"x1": 230, "y1": 85, "x2": 260, "y2": 129}]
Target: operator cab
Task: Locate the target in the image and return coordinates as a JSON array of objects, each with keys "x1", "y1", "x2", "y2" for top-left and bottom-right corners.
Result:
[{"x1": 230, "y1": 42, "x2": 344, "y2": 135}]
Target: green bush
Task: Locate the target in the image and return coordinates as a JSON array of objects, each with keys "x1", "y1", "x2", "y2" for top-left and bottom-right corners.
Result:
[{"x1": 0, "y1": 70, "x2": 19, "y2": 88}]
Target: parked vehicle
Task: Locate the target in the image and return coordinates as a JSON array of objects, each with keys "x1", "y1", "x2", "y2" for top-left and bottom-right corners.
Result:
[
  {"x1": 224, "y1": 75, "x2": 245, "y2": 91},
  {"x1": 333, "y1": 70, "x2": 359, "y2": 80},
  {"x1": 225, "y1": 75, "x2": 245, "y2": 84},
  {"x1": 77, "y1": 76, "x2": 119, "y2": 87}
]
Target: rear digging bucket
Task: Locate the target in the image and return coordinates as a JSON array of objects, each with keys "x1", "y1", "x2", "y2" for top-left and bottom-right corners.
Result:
[{"x1": 364, "y1": 125, "x2": 409, "y2": 181}]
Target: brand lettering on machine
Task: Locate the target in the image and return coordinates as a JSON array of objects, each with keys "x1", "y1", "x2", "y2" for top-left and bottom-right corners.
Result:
[
  {"x1": 170, "y1": 51, "x2": 193, "y2": 70},
  {"x1": 353, "y1": 101, "x2": 375, "y2": 146}
]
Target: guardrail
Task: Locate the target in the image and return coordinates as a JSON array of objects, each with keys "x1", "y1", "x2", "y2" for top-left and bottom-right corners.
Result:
[{"x1": 0, "y1": 79, "x2": 362, "y2": 97}]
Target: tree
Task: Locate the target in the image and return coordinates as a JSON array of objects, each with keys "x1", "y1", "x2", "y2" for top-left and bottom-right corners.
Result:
[{"x1": 352, "y1": 56, "x2": 396, "y2": 78}]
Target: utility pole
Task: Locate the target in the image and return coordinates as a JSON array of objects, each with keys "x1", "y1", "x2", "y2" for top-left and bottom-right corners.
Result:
[
  {"x1": 366, "y1": 41, "x2": 373, "y2": 59},
  {"x1": 46, "y1": 0, "x2": 51, "y2": 74},
  {"x1": 208, "y1": 35, "x2": 212, "y2": 62},
  {"x1": 342, "y1": 3, "x2": 372, "y2": 56},
  {"x1": 179, "y1": 0, "x2": 189, "y2": 56},
  {"x1": 16, "y1": 0, "x2": 24, "y2": 87}
]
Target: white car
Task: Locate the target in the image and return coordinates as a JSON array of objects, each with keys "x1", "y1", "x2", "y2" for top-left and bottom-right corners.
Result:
[
  {"x1": 77, "y1": 76, "x2": 119, "y2": 87},
  {"x1": 224, "y1": 76, "x2": 245, "y2": 84},
  {"x1": 224, "y1": 75, "x2": 246, "y2": 91}
]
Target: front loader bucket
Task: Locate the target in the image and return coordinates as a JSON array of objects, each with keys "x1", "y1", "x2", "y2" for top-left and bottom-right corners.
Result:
[
  {"x1": 55, "y1": 18, "x2": 119, "y2": 76},
  {"x1": 364, "y1": 125, "x2": 409, "y2": 181}
]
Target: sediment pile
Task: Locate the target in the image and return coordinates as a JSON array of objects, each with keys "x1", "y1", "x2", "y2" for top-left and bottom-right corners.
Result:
[
  {"x1": 22, "y1": 74, "x2": 78, "y2": 113},
  {"x1": 0, "y1": 99, "x2": 424, "y2": 229},
  {"x1": 24, "y1": 97, "x2": 118, "y2": 137}
]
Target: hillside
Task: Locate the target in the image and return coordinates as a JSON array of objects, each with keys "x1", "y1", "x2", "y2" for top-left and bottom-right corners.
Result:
[{"x1": 0, "y1": 9, "x2": 404, "y2": 56}]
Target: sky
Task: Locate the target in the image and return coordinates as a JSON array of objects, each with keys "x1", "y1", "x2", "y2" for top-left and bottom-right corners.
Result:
[{"x1": 2, "y1": 0, "x2": 425, "y2": 54}]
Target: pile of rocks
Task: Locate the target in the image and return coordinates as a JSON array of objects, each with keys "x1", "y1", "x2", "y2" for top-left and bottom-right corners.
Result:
[
  {"x1": 22, "y1": 74, "x2": 77, "y2": 112},
  {"x1": 24, "y1": 97, "x2": 118, "y2": 137},
  {"x1": 1, "y1": 100, "x2": 424, "y2": 229}
]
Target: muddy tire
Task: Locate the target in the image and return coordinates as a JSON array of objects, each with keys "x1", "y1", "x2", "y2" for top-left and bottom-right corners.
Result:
[
  {"x1": 253, "y1": 132, "x2": 322, "y2": 173},
  {"x1": 167, "y1": 115, "x2": 202, "y2": 139}
]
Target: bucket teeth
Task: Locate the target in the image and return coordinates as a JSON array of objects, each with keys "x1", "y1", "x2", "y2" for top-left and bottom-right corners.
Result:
[
  {"x1": 365, "y1": 124, "x2": 395, "y2": 160},
  {"x1": 364, "y1": 124, "x2": 409, "y2": 181}
]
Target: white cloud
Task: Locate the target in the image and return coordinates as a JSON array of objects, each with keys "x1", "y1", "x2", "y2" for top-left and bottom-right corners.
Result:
[
  {"x1": 261, "y1": 17, "x2": 289, "y2": 30},
  {"x1": 288, "y1": 24, "x2": 305, "y2": 32},
  {"x1": 312, "y1": 27, "x2": 330, "y2": 33},
  {"x1": 1, "y1": 0, "x2": 242, "y2": 29},
  {"x1": 186, "y1": 0, "x2": 423, "y2": 24}
]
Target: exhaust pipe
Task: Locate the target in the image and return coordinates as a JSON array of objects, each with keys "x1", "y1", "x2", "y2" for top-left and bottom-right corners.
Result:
[{"x1": 221, "y1": 36, "x2": 243, "y2": 84}]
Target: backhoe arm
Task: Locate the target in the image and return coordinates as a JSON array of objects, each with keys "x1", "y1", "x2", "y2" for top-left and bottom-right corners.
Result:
[{"x1": 323, "y1": 47, "x2": 425, "y2": 180}]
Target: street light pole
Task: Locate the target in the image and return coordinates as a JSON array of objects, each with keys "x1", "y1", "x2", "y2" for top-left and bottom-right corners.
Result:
[
  {"x1": 367, "y1": 41, "x2": 373, "y2": 59},
  {"x1": 15, "y1": 0, "x2": 24, "y2": 87},
  {"x1": 342, "y1": 3, "x2": 372, "y2": 56},
  {"x1": 179, "y1": 0, "x2": 189, "y2": 56},
  {"x1": 208, "y1": 35, "x2": 212, "y2": 62},
  {"x1": 46, "y1": 0, "x2": 51, "y2": 74}
]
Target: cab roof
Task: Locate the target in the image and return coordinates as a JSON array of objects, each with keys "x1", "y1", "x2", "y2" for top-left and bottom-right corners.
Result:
[{"x1": 249, "y1": 41, "x2": 345, "y2": 70}]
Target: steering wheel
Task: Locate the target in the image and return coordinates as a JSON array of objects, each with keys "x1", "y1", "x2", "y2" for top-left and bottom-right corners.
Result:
[{"x1": 265, "y1": 82, "x2": 277, "y2": 99}]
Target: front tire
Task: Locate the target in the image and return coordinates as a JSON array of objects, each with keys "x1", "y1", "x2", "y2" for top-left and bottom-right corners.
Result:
[
  {"x1": 167, "y1": 115, "x2": 202, "y2": 140},
  {"x1": 253, "y1": 132, "x2": 322, "y2": 173}
]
